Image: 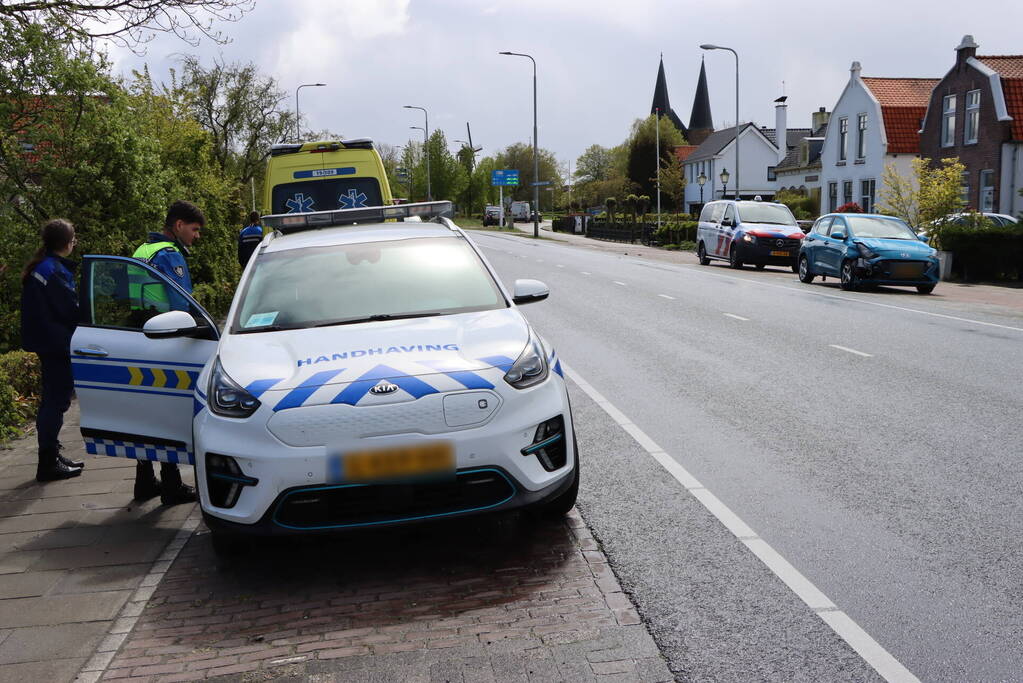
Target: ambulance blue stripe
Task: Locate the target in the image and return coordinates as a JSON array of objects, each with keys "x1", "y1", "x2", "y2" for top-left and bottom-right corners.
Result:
[
  {"x1": 246, "y1": 378, "x2": 284, "y2": 398},
  {"x1": 273, "y1": 369, "x2": 345, "y2": 411},
  {"x1": 74, "y1": 383, "x2": 191, "y2": 398}
]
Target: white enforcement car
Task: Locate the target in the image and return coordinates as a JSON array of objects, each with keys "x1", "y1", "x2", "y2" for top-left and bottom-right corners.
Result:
[{"x1": 70, "y1": 201, "x2": 578, "y2": 553}]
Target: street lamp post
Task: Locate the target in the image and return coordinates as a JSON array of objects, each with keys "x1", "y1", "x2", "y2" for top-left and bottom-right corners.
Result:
[
  {"x1": 697, "y1": 172, "x2": 707, "y2": 208},
  {"x1": 410, "y1": 126, "x2": 428, "y2": 201},
  {"x1": 499, "y1": 51, "x2": 539, "y2": 238},
  {"x1": 404, "y1": 105, "x2": 431, "y2": 200},
  {"x1": 295, "y1": 83, "x2": 326, "y2": 141},
  {"x1": 700, "y1": 44, "x2": 739, "y2": 200},
  {"x1": 719, "y1": 168, "x2": 730, "y2": 200}
]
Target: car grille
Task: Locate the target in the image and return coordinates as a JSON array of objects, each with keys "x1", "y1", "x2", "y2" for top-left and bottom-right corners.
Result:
[
  {"x1": 759, "y1": 237, "x2": 801, "y2": 250},
  {"x1": 273, "y1": 468, "x2": 516, "y2": 529},
  {"x1": 877, "y1": 260, "x2": 927, "y2": 280}
]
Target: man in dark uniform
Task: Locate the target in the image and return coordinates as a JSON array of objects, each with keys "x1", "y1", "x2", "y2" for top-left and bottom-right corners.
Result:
[
  {"x1": 131, "y1": 200, "x2": 204, "y2": 505},
  {"x1": 238, "y1": 211, "x2": 263, "y2": 268}
]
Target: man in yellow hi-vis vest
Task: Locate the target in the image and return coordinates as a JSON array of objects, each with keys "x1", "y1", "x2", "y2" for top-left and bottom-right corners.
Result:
[{"x1": 132, "y1": 200, "x2": 204, "y2": 506}]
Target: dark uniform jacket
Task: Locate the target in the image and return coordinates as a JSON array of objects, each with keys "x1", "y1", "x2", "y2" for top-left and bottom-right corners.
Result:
[
  {"x1": 20, "y1": 254, "x2": 78, "y2": 355},
  {"x1": 238, "y1": 223, "x2": 263, "y2": 268}
]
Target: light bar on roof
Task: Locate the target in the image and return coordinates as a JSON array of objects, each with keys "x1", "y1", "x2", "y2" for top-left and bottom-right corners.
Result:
[{"x1": 262, "y1": 201, "x2": 454, "y2": 233}]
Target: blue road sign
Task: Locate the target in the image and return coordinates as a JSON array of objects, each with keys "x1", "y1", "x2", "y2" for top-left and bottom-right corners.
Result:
[{"x1": 491, "y1": 169, "x2": 520, "y2": 186}]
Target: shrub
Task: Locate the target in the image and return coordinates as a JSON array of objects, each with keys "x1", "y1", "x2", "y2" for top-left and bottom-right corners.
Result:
[
  {"x1": 0, "y1": 351, "x2": 41, "y2": 443},
  {"x1": 837, "y1": 202, "x2": 864, "y2": 213},
  {"x1": 774, "y1": 190, "x2": 819, "y2": 220},
  {"x1": 940, "y1": 223, "x2": 1023, "y2": 281}
]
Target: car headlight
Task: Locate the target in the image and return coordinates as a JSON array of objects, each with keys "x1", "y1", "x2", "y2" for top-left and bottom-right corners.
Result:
[
  {"x1": 855, "y1": 242, "x2": 878, "y2": 259},
  {"x1": 208, "y1": 357, "x2": 261, "y2": 418},
  {"x1": 504, "y1": 335, "x2": 549, "y2": 389},
  {"x1": 742, "y1": 234, "x2": 756, "y2": 243}
]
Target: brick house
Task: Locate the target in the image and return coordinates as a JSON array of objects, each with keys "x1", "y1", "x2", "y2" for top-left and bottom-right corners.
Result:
[
  {"x1": 919, "y1": 35, "x2": 1023, "y2": 217},
  {"x1": 819, "y1": 62, "x2": 938, "y2": 215}
]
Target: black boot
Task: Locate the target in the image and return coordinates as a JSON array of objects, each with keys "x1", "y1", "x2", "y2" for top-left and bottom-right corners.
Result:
[
  {"x1": 56, "y1": 442, "x2": 85, "y2": 470},
  {"x1": 133, "y1": 461, "x2": 161, "y2": 501},
  {"x1": 36, "y1": 446, "x2": 83, "y2": 482},
  {"x1": 160, "y1": 464, "x2": 197, "y2": 506}
]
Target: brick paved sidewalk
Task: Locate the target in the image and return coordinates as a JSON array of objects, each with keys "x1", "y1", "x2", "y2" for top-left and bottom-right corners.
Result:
[
  {"x1": 101, "y1": 509, "x2": 671, "y2": 682},
  {"x1": 0, "y1": 404, "x2": 196, "y2": 683}
]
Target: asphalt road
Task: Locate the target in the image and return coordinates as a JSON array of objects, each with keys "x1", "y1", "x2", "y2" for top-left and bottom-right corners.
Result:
[{"x1": 468, "y1": 229, "x2": 1023, "y2": 681}]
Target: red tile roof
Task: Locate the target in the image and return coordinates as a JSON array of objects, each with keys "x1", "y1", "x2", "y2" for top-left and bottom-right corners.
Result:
[
  {"x1": 861, "y1": 77, "x2": 939, "y2": 154},
  {"x1": 977, "y1": 56, "x2": 1023, "y2": 140},
  {"x1": 673, "y1": 145, "x2": 697, "y2": 161}
]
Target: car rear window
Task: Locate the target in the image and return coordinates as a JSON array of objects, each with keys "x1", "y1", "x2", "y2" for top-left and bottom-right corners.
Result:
[
  {"x1": 271, "y1": 178, "x2": 383, "y2": 214},
  {"x1": 233, "y1": 236, "x2": 506, "y2": 332}
]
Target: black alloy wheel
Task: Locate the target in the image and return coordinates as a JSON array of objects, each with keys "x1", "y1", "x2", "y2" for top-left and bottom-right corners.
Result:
[
  {"x1": 729, "y1": 245, "x2": 744, "y2": 269},
  {"x1": 697, "y1": 243, "x2": 710, "y2": 265},
  {"x1": 840, "y1": 259, "x2": 858, "y2": 291},
  {"x1": 798, "y1": 255, "x2": 814, "y2": 283}
]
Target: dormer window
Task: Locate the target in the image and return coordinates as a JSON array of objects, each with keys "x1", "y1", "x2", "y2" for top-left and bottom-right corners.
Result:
[{"x1": 942, "y1": 95, "x2": 956, "y2": 147}]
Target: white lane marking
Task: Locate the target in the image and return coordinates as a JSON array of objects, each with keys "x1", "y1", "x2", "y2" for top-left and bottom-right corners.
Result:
[
  {"x1": 563, "y1": 362, "x2": 919, "y2": 683},
  {"x1": 557, "y1": 264, "x2": 565, "y2": 268},
  {"x1": 723, "y1": 313, "x2": 749, "y2": 321},
  {"x1": 830, "y1": 344, "x2": 873, "y2": 357},
  {"x1": 668, "y1": 264, "x2": 1023, "y2": 333},
  {"x1": 613, "y1": 281, "x2": 627, "y2": 286},
  {"x1": 658, "y1": 294, "x2": 676, "y2": 300},
  {"x1": 581, "y1": 271, "x2": 591, "y2": 275}
]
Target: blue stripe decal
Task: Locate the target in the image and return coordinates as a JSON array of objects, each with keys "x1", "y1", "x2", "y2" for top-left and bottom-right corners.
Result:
[
  {"x1": 70, "y1": 355, "x2": 205, "y2": 368},
  {"x1": 553, "y1": 359, "x2": 563, "y2": 377},
  {"x1": 84, "y1": 436, "x2": 194, "y2": 465},
  {"x1": 416, "y1": 359, "x2": 494, "y2": 390},
  {"x1": 478, "y1": 355, "x2": 515, "y2": 373},
  {"x1": 330, "y1": 364, "x2": 439, "y2": 406},
  {"x1": 74, "y1": 383, "x2": 192, "y2": 399},
  {"x1": 196, "y1": 389, "x2": 207, "y2": 401},
  {"x1": 72, "y1": 363, "x2": 132, "y2": 384},
  {"x1": 273, "y1": 369, "x2": 345, "y2": 411},
  {"x1": 245, "y1": 378, "x2": 284, "y2": 398}
]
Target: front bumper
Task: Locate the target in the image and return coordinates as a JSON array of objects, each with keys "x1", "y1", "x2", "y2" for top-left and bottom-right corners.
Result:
[
  {"x1": 737, "y1": 238, "x2": 801, "y2": 265},
  {"x1": 854, "y1": 257, "x2": 940, "y2": 286},
  {"x1": 194, "y1": 373, "x2": 575, "y2": 532}
]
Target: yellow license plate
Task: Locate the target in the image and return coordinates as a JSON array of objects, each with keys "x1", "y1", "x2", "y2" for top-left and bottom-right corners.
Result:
[
  {"x1": 770, "y1": 250, "x2": 790, "y2": 257},
  {"x1": 343, "y1": 442, "x2": 454, "y2": 482}
]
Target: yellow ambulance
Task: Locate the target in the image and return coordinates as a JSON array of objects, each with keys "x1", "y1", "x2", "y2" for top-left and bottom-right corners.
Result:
[{"x1": 262, "y1": 139, "x2": 393, "y2": 215}]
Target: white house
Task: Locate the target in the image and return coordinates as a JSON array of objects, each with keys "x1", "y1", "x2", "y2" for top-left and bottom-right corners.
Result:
[
  {"x1": 819, "y1": 62, "x2": 938, "y2": 214},
  {"x1": 681, "y1": 99, "x2": 806, "y2": 213}
]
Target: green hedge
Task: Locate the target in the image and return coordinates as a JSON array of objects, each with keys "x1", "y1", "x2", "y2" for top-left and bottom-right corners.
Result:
[
  {"x1": 0, "y1": 351, "x2": 41, "y2": 443},
  {"x1": 653, "y1": 221, "x2": 698, "y2": 244},
  {"x1": 941, "y1": 224, "x2": 1023, "y2": 281}
]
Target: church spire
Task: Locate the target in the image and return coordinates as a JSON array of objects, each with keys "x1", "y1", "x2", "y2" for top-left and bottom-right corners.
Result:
[
  {"x1": 651, "y1": 55, "x2": 687, "y2": 137},
  {"x1": 687, "y1": 57, "x2": 714, "y2": 146}
]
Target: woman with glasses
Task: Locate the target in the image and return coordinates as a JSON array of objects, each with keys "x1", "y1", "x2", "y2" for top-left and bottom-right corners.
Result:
[{"x1": 20, "y1": 218, "x2": 84, "y2": 481}]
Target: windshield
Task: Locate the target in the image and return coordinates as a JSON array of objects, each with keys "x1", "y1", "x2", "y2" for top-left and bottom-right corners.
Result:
[
  {"x1": 845, "y1": 216, "x2": 918, "y2": 239},
  {"x1": 736, "y1": 203, "x2": 797, "y2": 226},
  {"x1": 271, "y1": 177, "x2": 383, "y2": 214},
  {"x1": 233, "y1": 236, "x2": 506, "y2": 332}
]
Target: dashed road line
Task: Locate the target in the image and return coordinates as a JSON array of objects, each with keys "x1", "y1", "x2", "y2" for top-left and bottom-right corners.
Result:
[
  {"x1": 830, "y1": 344, "x2": 873, "y2": 357},
  {"x1": 613, "y1": 281, "x2": 627, "y2": 286},
  {"x1": 556, "y1": 264, "x2": 565, "y2": 268},
  {"x1": 658, "y1": 294, "x2": 676, "y2": 300},
  {"x1": 581, "y1": 271, "x2": 591, "y2": 275},
  {"x1": 562, "y1": 362, "x2": 919, "y2": 683},
  {"x1": 723, "y1": 313, "x2": 749, "y2": 321}
]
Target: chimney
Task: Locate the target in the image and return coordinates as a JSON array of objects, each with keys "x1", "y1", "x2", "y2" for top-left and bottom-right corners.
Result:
[
  {"x1": 850, "y1": 61, "x2": 862, "y2": 79},
  {"x1": 956, "y1": 34, "x2": 979, "y2": 67},
  {"x1": 774, "y1": 96, "x2": 787, "y2": 163},
  {"x1": 812, "y1": 106, "x2": 830, "y2": 134}
]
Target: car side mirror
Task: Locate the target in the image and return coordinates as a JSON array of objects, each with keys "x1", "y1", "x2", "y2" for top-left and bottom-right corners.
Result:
[
  {"x1": 721, "y1": 218, "x2": 733, "y2": 228},
  {"x1": 512, "y1": 279, "x2": 549, "y2": 305},
  {"x1": 918, "y1": 234, "x2": 930, "y2": 243},
  {"x1": 143, "y1": 310, "x2": 209, "y2": 339},
  {"x1": 830, "y1": 231, "x2": 846, "y2": 241}
]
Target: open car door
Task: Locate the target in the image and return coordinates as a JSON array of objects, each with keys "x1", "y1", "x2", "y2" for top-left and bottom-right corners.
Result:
[{"x1": 71, "y1": 255, "x2": 219, "y2": 465}]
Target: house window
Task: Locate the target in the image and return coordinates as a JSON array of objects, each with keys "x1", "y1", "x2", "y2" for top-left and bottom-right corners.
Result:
[
  {"x1": 828, "y1": 182, "x2": 838, "y2": 212},
  {"x1": 856, "y1": 114, "x2": 867, "y2": 160},
  {"x1": 767, "y1": 166, "x2": 777, "y2": 182},
  {"x1": 860, "y1": 179, "x2": 875, "y2": 213},
  {"x1": 839, "y1": 117, "x2": 848, "y2": 161},
  {"x1": 980, "y1": 169, "x2": 995, "y2": 211},
  {"x1": 942, "y1": 95, "x2": 956, "y2": 147},
  {"x1": 960, "y1": 170, "x2": 970, "y2": 205},
  {"x1": 843, "y1": 180, "x2": 853, "y2": 206},
  {"x1": 965, "y1": 90, "x2": 980, "y2": 144}
]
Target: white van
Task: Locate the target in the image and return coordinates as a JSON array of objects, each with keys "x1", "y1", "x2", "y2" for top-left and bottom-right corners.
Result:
[
  {"x1": 510, "y1": 201, "x2": 531, "y2": 222},
  {"x1": 696, "y1": 200, "x2": 804, "y2": 271}
]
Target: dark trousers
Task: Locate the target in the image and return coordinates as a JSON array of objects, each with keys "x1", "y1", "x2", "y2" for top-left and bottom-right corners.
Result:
[{"x1": 36, "y1": 353, "x2": 73, "y2": 455}]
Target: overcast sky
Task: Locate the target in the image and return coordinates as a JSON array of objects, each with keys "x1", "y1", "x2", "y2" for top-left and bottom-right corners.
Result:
[{"x1": 108, "y1": 0, "x2": 1023, "y2": 172}]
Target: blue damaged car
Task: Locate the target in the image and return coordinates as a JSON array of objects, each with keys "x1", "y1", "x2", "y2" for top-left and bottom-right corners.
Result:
[{"x1": 798, "y1": 213, "x2": 940, "y2": 294}]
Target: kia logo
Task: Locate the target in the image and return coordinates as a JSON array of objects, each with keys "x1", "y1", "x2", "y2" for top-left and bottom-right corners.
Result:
[{"x1": 369, "y1": 381, "x2": 399, "y2": 395}]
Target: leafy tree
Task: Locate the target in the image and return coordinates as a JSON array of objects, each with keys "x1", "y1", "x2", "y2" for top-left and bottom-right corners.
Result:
[
  {"x1": 574, "y1": 144, "x2": 613, "y2": 183},
  {"x1": 0, "y1": 0, "x2": 254, "y2": 50},
  {"x1": 424, "y1": 130, "x2": 467, "y2": 204},
  {"x1": 878, "y1": 157, "x2": 965, "y2": 240},
  {"x1": 491, "y1": 142, "x2": 562, "y2": 204},
  {"x1": 658, "y1": 153, "x2": 687, "y2": 217},
  {"x1": 625, "y1": 114, "x2": 686, "y2": 199}
]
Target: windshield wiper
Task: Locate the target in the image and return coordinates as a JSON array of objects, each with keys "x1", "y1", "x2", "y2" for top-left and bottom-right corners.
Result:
[
  {"x1": 235, "y1": 323, "x2": 298, "y2": 334},
  {"x1": 314, "y1": 311, "x2": 444, "y2": 328}
]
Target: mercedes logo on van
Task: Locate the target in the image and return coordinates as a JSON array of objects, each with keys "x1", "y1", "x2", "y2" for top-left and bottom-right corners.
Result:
[
  {"x1": 776, "y1": 239, "x2": 785, "y2": 247},
  {"x1": 370, "y1": 381, "x2": 399, "y2": 395}
]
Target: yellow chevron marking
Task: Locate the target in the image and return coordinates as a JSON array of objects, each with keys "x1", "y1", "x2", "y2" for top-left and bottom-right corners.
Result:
[
  {"x1": 175, "y1": 370, "x2": 191, "y2": 390},
  {"x1": 151, "y1": 368, "x2": 167, "y2": 388},
  {"x1": 128, "y1": 366, "x2": 143, "y2": 386}
]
